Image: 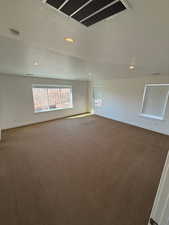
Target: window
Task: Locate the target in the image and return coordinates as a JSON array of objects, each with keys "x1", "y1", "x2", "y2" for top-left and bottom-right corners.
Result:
[
  {"x1": 32, "y1": 85, "x2": 73, "y2": 113},
  {"x1": 140, "y1": 84, "x2": 169, "y2": 120}
]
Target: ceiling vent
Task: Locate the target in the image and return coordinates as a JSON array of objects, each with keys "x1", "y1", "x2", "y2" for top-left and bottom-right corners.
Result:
[
  {"x1": 9, "y1": 28, "x2": 20, "y2": 36},
  {"x1": 45, "y1": 0, "x2": 129, "y2": 27}
]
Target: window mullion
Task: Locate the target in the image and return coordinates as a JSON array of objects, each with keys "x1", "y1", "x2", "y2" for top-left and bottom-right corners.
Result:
[{"x1": 47, "y1": 88, "x2": 50, "y2": 110}]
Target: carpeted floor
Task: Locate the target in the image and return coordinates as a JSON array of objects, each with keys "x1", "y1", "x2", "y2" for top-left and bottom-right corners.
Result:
[{"x1": 0, "y1": 115, "x2": 169, "y2": 225}]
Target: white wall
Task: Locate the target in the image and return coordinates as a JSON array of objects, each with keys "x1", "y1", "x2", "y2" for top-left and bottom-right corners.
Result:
[
  {"x1": 0, "y1": 74, "x2": 89, "y2": 129},
  {"x1": 92, "y1": 75, "x2": 169, "y2": 135}
]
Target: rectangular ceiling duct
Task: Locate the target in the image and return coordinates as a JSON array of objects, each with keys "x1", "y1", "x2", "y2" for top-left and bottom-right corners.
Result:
[{"x1": 46, "y1": 0, "x2": 128, "y2": 27}]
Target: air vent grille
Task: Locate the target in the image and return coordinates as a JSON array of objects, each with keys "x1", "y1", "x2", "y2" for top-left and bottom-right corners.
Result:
[
  {"x1": 9, "y1": 28, "x2": 20, "y2": 36},
  {"x1": 46, "y1": 0, "x2": 127, "y2": 27}
]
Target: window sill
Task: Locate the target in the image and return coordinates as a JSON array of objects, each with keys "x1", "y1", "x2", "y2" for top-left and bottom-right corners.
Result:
[
  {"x1": 139, "y1": 113, "x2": 164, "y2": 121},
  {"x1": 34, "y1": 107, "x2": 73, "y2": 114}
]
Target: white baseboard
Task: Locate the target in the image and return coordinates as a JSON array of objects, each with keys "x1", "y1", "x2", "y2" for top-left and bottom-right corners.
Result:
[{"x1": 94, "y1": 113, "x2": 169, "y2": 136}]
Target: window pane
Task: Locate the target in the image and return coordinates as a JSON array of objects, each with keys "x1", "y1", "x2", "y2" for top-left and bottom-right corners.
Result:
[
  {"x1": 48, "y1": 88, "x2": 72, "y2": 109},
  {"x1": 32, "y1": 86, "x2": 73, "y2": 113},
  {"x1": 32, "y1": 88, "x2": 48, "y2": 112},
  {"x1": 48, "y1": 88, "x2": 58, "y2": 109}
]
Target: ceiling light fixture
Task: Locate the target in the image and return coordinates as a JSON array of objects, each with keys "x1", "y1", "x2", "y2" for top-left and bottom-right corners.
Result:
[
  {"x1": 33, "y1": 61, "x2": 39, "y2": 66},
  {"x1": 129, "y1": 65, "x2": 135, "y2": 70},
  {"x1": 64, "y1": 37, "x2": 75, "y2": 43}
]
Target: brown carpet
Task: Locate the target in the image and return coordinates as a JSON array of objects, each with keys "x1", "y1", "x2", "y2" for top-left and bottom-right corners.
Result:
[{"x1": 0, "y1": 115, "x2": 169, "y2": 225}]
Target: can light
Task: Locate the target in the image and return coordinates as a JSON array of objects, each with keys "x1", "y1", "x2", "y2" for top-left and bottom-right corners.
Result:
[
  {"x1": 64, "y1": 37, "x2": 75, "y2": 43},
  {"x1": 33, "y1": 61, "x2": 39, "y2": 66},
  {"x1": 129, "y1": 65, "x2": 135, "y2": 70}
]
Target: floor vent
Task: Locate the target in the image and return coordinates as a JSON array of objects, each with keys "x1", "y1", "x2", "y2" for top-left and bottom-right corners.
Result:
[{"x1": 46, "y1": 0, "x2": 128, "y2": 27}]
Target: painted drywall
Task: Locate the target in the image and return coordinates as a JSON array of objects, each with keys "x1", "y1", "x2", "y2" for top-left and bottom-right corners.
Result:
[
  {"x1": 92, "y1": 75, "x2": 169, "y2": 135},
  {"x1": 0, "y1": 74, "x2": 89, "y2": 129}
]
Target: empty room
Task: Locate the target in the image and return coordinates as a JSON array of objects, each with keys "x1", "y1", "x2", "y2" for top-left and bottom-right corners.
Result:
[{"x1": 0, "y1": 0, "x2": 169, "y2": 225}]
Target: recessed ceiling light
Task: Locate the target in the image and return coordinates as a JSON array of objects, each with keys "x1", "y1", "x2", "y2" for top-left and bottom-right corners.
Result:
[
  {"x1": 64, "y1": 37, "x2": 75, "y2": 43},
  {"x1": 129, "y1": 65, "x2": 135, "y2": 70},
  {"x1": 33, "y1": 61, "x2": 39, "y2": 66}
]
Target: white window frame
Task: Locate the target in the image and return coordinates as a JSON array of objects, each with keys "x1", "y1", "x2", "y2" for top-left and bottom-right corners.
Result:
[
  {"x1": 140, "y1": 84, "x2": 169, "y2": 120},
  {"x1": 32, "y1": 84, "x2": 73, "y2": 113}
]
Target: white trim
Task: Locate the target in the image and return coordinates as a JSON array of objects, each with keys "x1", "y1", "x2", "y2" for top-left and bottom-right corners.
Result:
[
  {"x1": 148, "y1": 151, "x2": 169, "y2": 225},
  {"x1": 58, "y1": 0, "x2": 70, "y2": 10},
  {"x1": 140, "y1": 113, "x2": 164, "y2": 121},
  {"x1": 120, "y1": 0, "x2": 131, "y2": 9},
  {"x1": 70, "y1": 0, "x2": 93, "y2": 17},
  {"x1": 162, "y1": 91, "x2": 169, "y2": 117},
  {"x1": 140, "y1": 84, "x2": 147, "y2": 113},
  {"x1": 159, "y1": 191, "x2": 169, "y2": 225},
  {"x1": 94, "y1": 113, "x2": 169, "y2": 136},
  {"x1": 80, "y1": 0, "x2": 119, "y2": 23},
  {"x1": 145, "y1": 84, "x2": 169, "y2": 87},
  {"x1": 140, "y1": 84, "x2": 169, "y2": 121},
  {"x1": 32, "y1": 84, "x2": 72, "y2": 88},
  {"x1": 34, "y1": 106, "x2": 73, "y2": 114}
]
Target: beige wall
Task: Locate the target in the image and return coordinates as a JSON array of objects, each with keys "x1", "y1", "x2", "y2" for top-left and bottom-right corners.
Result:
[
  {"x1": 92, "y1": 75, "x2": 169, "y2": 135},
  {"x1": 0, "y1": 74, "x2": 89, "y2": 129}
]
